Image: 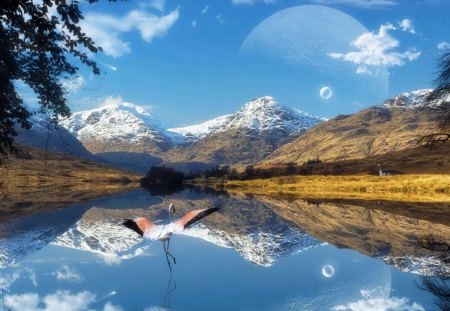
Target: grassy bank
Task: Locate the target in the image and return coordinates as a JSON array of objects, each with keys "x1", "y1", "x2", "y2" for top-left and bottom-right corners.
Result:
[
  {"x1": 220, "y1": 174, "x2": 450, "y2": 203},
  {"x1": 0, "y1": 145, "x2": 143, "y2": 220}
]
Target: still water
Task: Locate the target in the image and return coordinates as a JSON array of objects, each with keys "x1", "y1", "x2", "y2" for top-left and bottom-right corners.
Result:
[{"x1": 0, "y1": 188, "x2": 449, "y2": 310}]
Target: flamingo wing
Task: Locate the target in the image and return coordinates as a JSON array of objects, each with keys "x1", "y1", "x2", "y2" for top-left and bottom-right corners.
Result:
[
  {"x1": 176, "y1": 207, "x2": 220, "y2": 229},
  {"x1": 122, "y1": 217, "x2": 154, "y2": 236}
]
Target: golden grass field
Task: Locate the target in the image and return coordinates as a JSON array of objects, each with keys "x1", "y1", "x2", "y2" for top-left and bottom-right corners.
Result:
[{"x1": 223, "y1": 174, "x2": 450, "y2": 203}]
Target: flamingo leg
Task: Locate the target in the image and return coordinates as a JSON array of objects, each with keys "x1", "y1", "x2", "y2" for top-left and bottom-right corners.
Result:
[
  {"x1": 162, "y1": 241, "x2": 172, "y2": 272},
  {"x1": 166, "y1": 238, "x2": 176, "y2": 265}
]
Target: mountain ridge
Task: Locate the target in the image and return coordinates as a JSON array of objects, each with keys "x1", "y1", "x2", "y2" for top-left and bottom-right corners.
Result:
[
  {"x1": 263, "y1": 89, "x2": 441, "y2": 166},
  {"x1": 58, "y1": 97, "x2": 323, "y2": 169}
]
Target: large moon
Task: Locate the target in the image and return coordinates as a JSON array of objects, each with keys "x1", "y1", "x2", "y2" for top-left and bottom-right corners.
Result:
[{"x1": 240, "y1": 5, "x2": 389, "y2": 115}]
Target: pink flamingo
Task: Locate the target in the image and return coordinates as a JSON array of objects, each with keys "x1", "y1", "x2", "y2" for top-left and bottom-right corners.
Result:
[{"x1": 122, "y1": 204, "x2": 219, "y2": 270}]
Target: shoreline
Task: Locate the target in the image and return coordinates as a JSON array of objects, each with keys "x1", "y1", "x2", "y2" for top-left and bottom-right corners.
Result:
[{"x1": 188, "y1": 174, "x2": 450, "y2": 203}]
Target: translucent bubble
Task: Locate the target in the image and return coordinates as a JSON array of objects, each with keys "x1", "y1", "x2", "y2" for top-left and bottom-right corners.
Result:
[
  {"x1": 322, "y1": 264, "x2": 335, "y2": 278},
  {"x1": 320, "y1": 86, "x2": 333, "y2": 100}
]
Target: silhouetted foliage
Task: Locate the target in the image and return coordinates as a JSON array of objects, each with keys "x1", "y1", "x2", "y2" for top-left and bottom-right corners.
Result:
[
  {"x1": 419, "y1": 276, "x2": 450, "y2": 311},
  {"x1": 424, "y1": 50, "x2": 450, "y2": 144},
  {"x1": 306, "y1": 157, "x2": 323, "y2": 165},
  {"x1": 0, "y1": 0, "x2": 118, "y2": 154},
  {"x1": 417, "y1": 234, "x2": 450, "y2": 311},
  {"x1": 141, "y1": 166, "x2": 185, "y2": 186}
]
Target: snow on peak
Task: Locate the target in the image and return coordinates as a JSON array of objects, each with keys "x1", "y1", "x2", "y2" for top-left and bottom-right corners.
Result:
[
  {"x1": 167, "y1": 114, "x2": 233, "y2": 142},
  {"x1": 229, "y1": 96, "x2": 323, "y2": 132},
  {"x1": 382, "y1": 89, "x2": 434, "y2": 108},
  {"x1": 59, "y1": 102, "x2": 183, "y2": 147},
  {"x1": 168, "y1": 96, "x2": 323, "y2": 141},
  {"x1": 240, "y1": 96, "x2": 278, "y2": 111}
]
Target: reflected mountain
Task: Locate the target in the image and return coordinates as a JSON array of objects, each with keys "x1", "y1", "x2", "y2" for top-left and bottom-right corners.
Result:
[
  {"x1": 53, "y1": 191, "x2": 321, "y2": 266},
  {"x1": 0, "y1": 203, "x2": 91, "y2": 267},
  {"x1": 258, "y1": 196, "x2": 450, "y2": 276}
]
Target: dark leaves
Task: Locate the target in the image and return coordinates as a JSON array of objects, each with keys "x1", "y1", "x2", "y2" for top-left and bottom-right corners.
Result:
[{"x1": 0, "y1": 0, "x2": 108, "y2": 153}]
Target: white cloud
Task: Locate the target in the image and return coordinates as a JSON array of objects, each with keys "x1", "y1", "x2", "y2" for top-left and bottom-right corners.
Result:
[
  {"x1": 127, "y1": 9, "x2": 179, "y2": 42},
  {"x1": 81, "y1": 7, "x2": 180, "y2": 58},
  {"x1": 103, "y1": 302, "x2": 123, "y2": 311},
  {"x1": 201, "y1": 6, "x2": 209, "y2": 14},
  {"x1": 332, "y1": 296, "x2": 425, "y2": 311},
  {"x1": 398, "y1": 19, "x2": 415, "y2": 34},
  {"x1": 52, "y1": 265, "x2": 82, "y2": 283},
  {"x1": 231, "y1": 0, "x2": 276, "y2": 5},
  {"x1": 192, "y1": 20, "x2": 197, "y2": 28},
  {"x1": 5, "y1": 290, "x2": 96, "y2": 311},
  {"x1": 98, "y1": 95, "x2": 124, "y2": 108},
  {"x1": 329, "y1": 22, "x2": 421, "y2": 73},
  {"x1": 310, "y1": 0, "x2": 398, "y2": 7},
  {"x1": 438, "y1": 41, "x2": 450, "y2": 50},
  {"x1": 216, "y1": 14, "x2": 225, "y2": 24}
]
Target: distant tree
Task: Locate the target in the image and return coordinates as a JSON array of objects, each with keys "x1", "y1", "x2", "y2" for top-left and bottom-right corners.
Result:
[
  {"x1": 244, "y1": 165, "x2": 255, "y2": 179},
  {"x1": 0, "y1": 0, "x2": 114, "y2": 154},
  {"x1": 141, "y1": 166, "x2": 185, "y2": 185},
  {"x1": 306, "y1": 157, "x2": 323, "y2": 165},
  {"x1": 422, "y1": 51, "x2": 450, "y2": 144},
  {"x1": 286, "y1": 162, "x2": 297, "y2": 175}
]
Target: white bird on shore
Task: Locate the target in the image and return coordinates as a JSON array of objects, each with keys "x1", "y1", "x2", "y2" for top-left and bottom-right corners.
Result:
[{"x1": 122, "y1": 204, "x2": 219, "y2": 270}]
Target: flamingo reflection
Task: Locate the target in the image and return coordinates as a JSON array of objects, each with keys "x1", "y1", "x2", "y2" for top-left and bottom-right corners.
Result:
[{"x1": 122, "y1": 204, "x2": 219, "y2": 271}]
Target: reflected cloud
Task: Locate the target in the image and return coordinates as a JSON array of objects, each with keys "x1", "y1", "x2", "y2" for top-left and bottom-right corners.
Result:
[
  {"x1": 25, "y1": 268, "x2": 38, "y2": 287},
  {"x1": 0, "y1": 271, "x2": 21, "y2": 290},
  {"x1": 103, "y1": 301, "x2": 123, "y2": 311},
  {"x1": 332, "y1": 296, "x2": 425, "y2": 311},
  {"x1": 0, "y1": 269, "x2": 38, "y2": 291},
  {"x1": 5, "y1": 290, "x2": 95, "y2": 311},
  {"x1": 52, "y1": 265, "x2": 83, "y2": 283},
  {"x1": 4, "y1": 290, "x2": 122, "y2": 311}
]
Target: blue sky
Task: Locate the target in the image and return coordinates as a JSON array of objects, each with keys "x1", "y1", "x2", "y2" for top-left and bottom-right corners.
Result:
[{"x1": 60, "y1": 0, "x2": 450, "y2": 127}]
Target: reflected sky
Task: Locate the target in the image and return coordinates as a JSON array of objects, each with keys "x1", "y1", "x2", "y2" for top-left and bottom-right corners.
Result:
[{"x1": 0, "y1": 188, "x2": 448, "y2": 310}]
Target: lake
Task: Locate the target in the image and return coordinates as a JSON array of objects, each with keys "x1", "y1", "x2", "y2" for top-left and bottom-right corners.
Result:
[{"x1": 0, "y1": 187, "x2": 449, "y2": 311}]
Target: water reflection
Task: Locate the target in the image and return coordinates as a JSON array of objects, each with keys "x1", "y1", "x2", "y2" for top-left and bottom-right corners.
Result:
[
  {"x1": 0, "y1": 187, "x2": 448, "y2": 310},
  {"x1": 417, "y1": 234, "x2": 450, "y2": 311},
  {"x1": 122, "y1": 205, "x2": 220, "y2": 271},
  {"x1": 260, "y1": 196, "x2": 450, "y2": 276}
]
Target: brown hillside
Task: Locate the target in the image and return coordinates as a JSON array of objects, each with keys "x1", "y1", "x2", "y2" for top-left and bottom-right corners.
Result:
[
  {"x1": 166, "y1": 128, "x2": 302, "y2": 166},
  {"x1": 257, "y1": 143, "x2": 450, "y2": 175},
  {"x1": 0, "y1": 145, "x2": 142, "y2": 221},
  {"x1": 260, "y1": 196, "x2": 450, "y2": 272},
  {"x1": 264, "y1": 106, "x2": 440, "y2": 165}
]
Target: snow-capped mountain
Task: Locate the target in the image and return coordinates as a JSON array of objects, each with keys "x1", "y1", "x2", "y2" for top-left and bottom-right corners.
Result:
[
  {"x1": 59, "y1": 102, "x2": 184, "y2": 155},
  {"x1": 383, "y1": 255, "x2": 450, "y2": 276},
  {"x1": 166, "y1": 97, "x2": 324, "y2": 165},
  {"x1": 169, "y1": 96, "x2": 324, "y2": 142},
  {"x1": 14, "y1": 113, "x2": 96, "y2": 160},
  {"x1": 227, "y1": 96, "x2": 324, "y2": 133},
  {"x1": 382, "y1": 88, "x2": 450, "y2": 109},
  {"x1": 382, "y1": 89, "x2": 433, "y2": 109},
  {"x1": 168, "y1": 114, "x2": 233, "y2": 143},
  {"x1": 0, "y1": 204, "x2": 90, "y2": 268}
]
